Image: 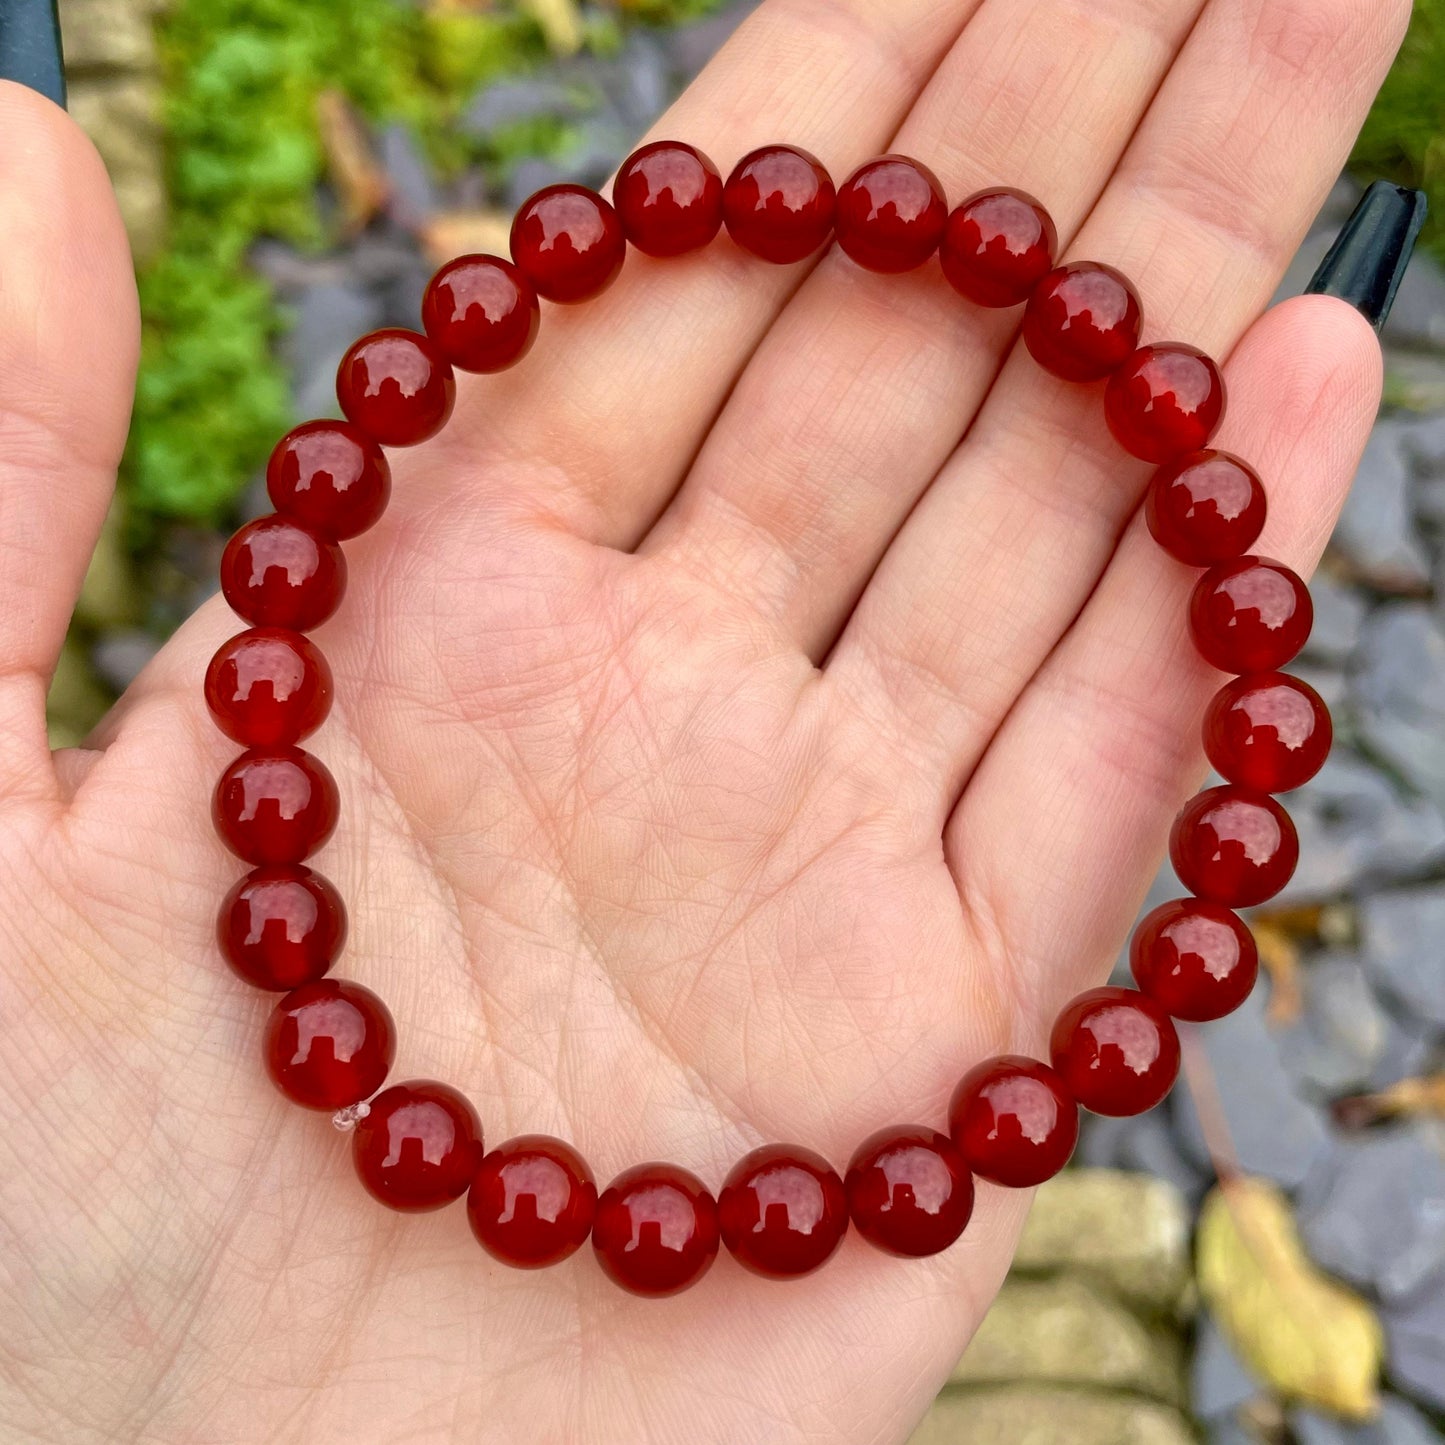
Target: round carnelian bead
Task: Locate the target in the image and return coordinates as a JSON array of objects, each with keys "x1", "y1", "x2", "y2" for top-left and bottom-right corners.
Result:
[
  {"x1": 352, "y1": 1080, "x2": 484, "y2": 1212},
  {"x1": 1190, "y1": 557, "x2": 1313, "y2": 674},
  {"x1": 1145, "y1": 451, "x2": 1266, "y2": 567},
  {"x1": 1049, "y1": 987, "x2": 1180, "y2": 1117},
  {"x1": 1170, "y1": 785, "x2": 1299, "y2": 907},
  {"x1": 266, "y1": 420, "x2": 391, "y2": 540},
  {"x1": 1204, "y1": 672, "x2": 1333, "y2": 792},
  {"x1": 218, "y1": 865, "x2": 346, "y2": 991},
  {"x1": 845, "y1": 1126, "x2": 974, "y2": 1258},
  {"x1": 1130, "y1": 898, "x2": 1258, "y2": 1022},
  {"x1": 264, "y1": 979, "x2": 395, "y2": 1111},
  {"x1": 1023, "y1": 261, "x2": 1142, "y2": 382},
  {"x1": 511, "y1": 185, "x2": 625, "y2": 304},
  {"x1": 834, "y1": 155, "x2": 947, "y2": 274},
  {"x1": 422, "y1": 255, "x2": 540, "y2": 374},
  {"x1": 468, "y1": 1135, "x2": 598, "y2": 1269},
  {"x1": 337, "y1": 328, "x2": 456, "y2": 447},
  {"x1": 592, "y1": 1162, "x2": 719, "y2": 1297},
  {"x1": 614, "y1": 140, "x2": 724, "y2": 257},
  {"x1": 1105, "y1": 343, "x2": 1226, "y2": 463},
  {"x1": 213, "y1": 747, "x2": 339, "y2": 865},
  {"x1": 947, "y1": 1056, "x2": 1079, "y2": 1189},
  {"x1": 220, "y1": 516, "x2": 346, "y2": 632},
  {"x1": 722, "y1": 144, "x2": 836, "y2": 264},
  {"x1": 718, "y1": 1144, "x2": 848, "y2": 1280},
  {"x1": 204, "y1": 628, "x2": 332, "y2": 748},
  {"x1": 940, "y1": 187, "x2": 1057, "y2": 308}
]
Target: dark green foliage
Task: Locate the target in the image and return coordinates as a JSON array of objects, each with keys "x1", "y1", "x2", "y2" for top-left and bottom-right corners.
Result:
[{"x1": 1351, "y1": 0, "x2": 1445, "y2": 265}]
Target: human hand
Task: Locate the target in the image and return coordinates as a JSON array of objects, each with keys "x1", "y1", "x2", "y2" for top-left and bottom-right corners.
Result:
[{"x1": 0, "y1": 0, "x2": 1408, "y2": 1438}]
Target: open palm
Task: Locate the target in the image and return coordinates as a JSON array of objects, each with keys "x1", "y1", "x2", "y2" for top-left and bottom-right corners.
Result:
[{"x1": 0, "y1": 0, "x2": 1406, "y2": 1439}]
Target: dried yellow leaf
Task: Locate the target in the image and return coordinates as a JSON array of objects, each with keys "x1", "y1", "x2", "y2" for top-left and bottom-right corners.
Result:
[
  {"x1": 1197, "y1": 1177, "x2": 1383, "y2": 1421},
  {"x1": 522, "y1": 0, "x2": 584, "y2": 54}
]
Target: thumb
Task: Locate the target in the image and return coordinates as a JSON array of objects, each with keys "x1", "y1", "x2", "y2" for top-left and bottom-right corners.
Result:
[{"x1": 0, "y1": 78, "x2": 138, "y2": 801}]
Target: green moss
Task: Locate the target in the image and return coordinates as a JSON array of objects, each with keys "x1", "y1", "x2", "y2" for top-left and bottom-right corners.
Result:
[{"x1": 1352, "y1": 0, "x2": 1445, "y2": 264}]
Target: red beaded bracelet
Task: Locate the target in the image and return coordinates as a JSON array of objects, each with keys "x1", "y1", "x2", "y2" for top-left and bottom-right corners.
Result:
[{"x1": 203, "y1": 141, "x2": 1330, "y2": 1298}]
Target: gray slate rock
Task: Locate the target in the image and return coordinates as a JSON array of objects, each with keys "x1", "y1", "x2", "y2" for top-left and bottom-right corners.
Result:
[
  {"x1": 1360, "y1": 886, "x2": 1445, "y2": 1029},
  {"x1": 1278, "y1": 954, "x2": 1389, "y2": 1096},
  {"x1": 1403, "y1": 412, "x2": 1445, "y2": 478},
  {"x1": 1293, "y1": 1397, "x2": 1444, "y2": 1445},
  {"x1": 602, "y1": 31, "x2": 671, "y2": 129},
  {"x1": 284, "y1": 282, "x2": 381, "y2": 420},
  {"x1": 1172, "y1": 989, "x2": 1330, "y2": 1188},
  {"x1": 1332, "y1": 423, "x2": 1432, "y2": 593},
  {"x1": 1282, "y1": 750, "x2": 1445, "y2": 901},
  {"x1": 665, "y1": 0, "x2": 762, "y2": 74},
  {"x1": 1078, "y1": 1112, "x2": 1211, "y2": 1206},
  {"x1": 379, "y1": 123, "x2": 439, "y2": 229},
  {"x1": 1303, "y1": 571, "x2": 1369, "y2": 666},
  {"x1": 1382, "y1": 1274, "x2": 1445, "y2": 1411},
  {"x1": 1382, "y1": 247, "x2": 1445, "y2": 352},
  {"x1": 1191, "y1": 1315, "x2": 1261, "y2": 1421},
  {"x1": 463, "y1": 77, "x2": 582, "y2": 134},
  {"x1": 1349, "y1": 606, "x2": 1445, "y2": 810},
  {"x1": 1292, "y1": 661, "x2": 1350, "y2": 718},
  {"x1": 1297, "y1": 1123, "x2": 1445, "y2": 1304},
  {"x1": 1368, "y1": 1012, "x2": 1440, "y2": 1091},
  {"x1": 90, "y1": 629, "x2": 160, "y2": 693}
]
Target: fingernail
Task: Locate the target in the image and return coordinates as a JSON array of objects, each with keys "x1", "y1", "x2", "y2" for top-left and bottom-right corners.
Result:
[
  {"x1": 0, "y1": 0, "x2": 66, "y2": 109},
  {"x1": 1305, "y1": 181, "x2": 1428, "y2": 330}
]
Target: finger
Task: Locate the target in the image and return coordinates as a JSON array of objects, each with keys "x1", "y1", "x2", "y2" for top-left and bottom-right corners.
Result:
[
  {"x1": 828, "y1": 0, "x2": 1407, "y2": 802},
  {"x1": 417, "y1": 0, "x2": 982, "y2": 544},
  {"x1": 0, "y1": 81, "x2": 138, "y2": 801},
  {"x1": 642, "y1": 0, "x2": 1207, "y2": 653},
  {"x1": 949, "y1": 295, "x2": 1380, "y2": 1014}
]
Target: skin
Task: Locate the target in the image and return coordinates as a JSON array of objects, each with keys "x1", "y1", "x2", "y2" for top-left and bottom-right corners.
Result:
[{"x1": 0, "y1": 0, "x2": 1409, "y2": 1439}]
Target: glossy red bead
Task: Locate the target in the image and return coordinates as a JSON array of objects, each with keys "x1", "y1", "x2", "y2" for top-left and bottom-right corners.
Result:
[
  {"x1": 1204, "y1": 672, "x2": 1333, "y2": 793},
  {"x1": 1023, "y1": 261, "x2": 1142, "y2": 382},
  {"x1": 337, "y1": 328, "x2": 456, "y2": 447},
  {"x1": 844, "y1": 1126, "x2": 974, "y2": 1258},
  {"x1": 1130, "y1": 898, "x2": 1259, "y2": 1022},
  {"x1": 204, "y1": 628, "x2": 332, "y2": 748},
  {"x1": 468, "y1": 1134, "x2": 598, "y2": 1269},
  {"x1": 212, "y1": 747, "x2": 340, "y2": 865},
  {"x1": 264, "y1": 979, "x2": 395, "y2": 1111},
  {"x1": 614, "y1": 140, "x2": 724, "y2": 257},
  {"x1": 722, "y1": 144, "x2": 836, "y2": 264},
  {"x1": 1049, "y1": 987, "x2": 1181, "y2": 1117},
  {"x1": 718, "y1": 1144, "x2": 848, "y2": 1279},
  {"x1": 421, "y1": 254, "x2": 540, "y2": 373},
  {"x1": 947, "y1": 1056, "x2": 1079, "y2": 1188},
  {"x1": 940, "y1": 188, "x2": 1057, "y2": 308},
  {"x1": 1170, "y1": 784, "x2": 1299, "y2": 907},
  {"x1": 834, "y1": 155, "x2": 947, "y2": 274},
  {"x1": 219, "y1": 515, "x2": 346, "y2": 632},
  {"x1": 510, "y1": 184, "x2": 626, "y2": 304},
  {"x1": 1190, "y1": 556, "x2": 1313, "y2": 674},
  {"x1": 1105, "y1": 343, "x2": 1227, "y2": 463},
  {"x1": 217, "y1": 864, "x2": 346, "y2": 991},
  {"x1": 592, "y1": 1162, "x2": 719, "y2": 1297},
  {"x1": 352, "y1": 1080, "x2": 484, "y2": 1212},
  {"x1": 1145, "y1": 451, "x2": 1267, "y2": 567},
  {"x1": 266, "y1": 420, "x2": 391, "y2": 540}
]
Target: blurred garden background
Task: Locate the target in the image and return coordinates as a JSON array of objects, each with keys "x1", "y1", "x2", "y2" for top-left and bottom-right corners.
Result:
[{"x1": 48, "y1": 0, "x2": 1445, "y2": 1441}]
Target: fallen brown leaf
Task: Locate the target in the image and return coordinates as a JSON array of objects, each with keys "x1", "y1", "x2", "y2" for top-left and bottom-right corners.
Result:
[
  {"x1": 1333, "y1": 1072, "x2": 1445, "y2": 1129},
  {"x1": 316, "y1": 90, "x2": 389, "y2": 234}
]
